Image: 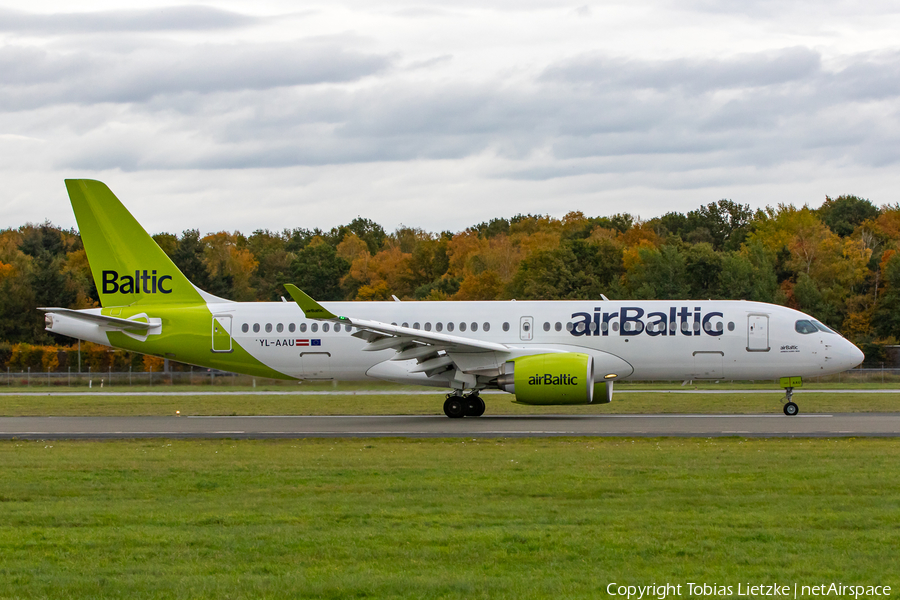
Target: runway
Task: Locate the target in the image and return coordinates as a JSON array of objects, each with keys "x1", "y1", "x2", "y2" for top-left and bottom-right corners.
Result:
[
  {"x1": 1, "y1": 413, "x2": 899, "y2": 439},
  {"x1": 2, "y1": 388, "x2": 899, "y2": 396}
]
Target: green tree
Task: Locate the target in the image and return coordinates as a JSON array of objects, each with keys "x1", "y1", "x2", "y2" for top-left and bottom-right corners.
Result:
[
  {"x1": 874, "y1": 253, "x2": 900, "y2": 339},
  {"x1": 170, "y1": 230, "x2": 212, "y2": 291},
  {"x1": 684, "y1": 243, "x2": 722, "y2": 299},
  {"x1": 508, "y1": 239, "x2": 623, "y2": 300},
  {"x1": 717, "y1": 242, "x2": 779, "y2": 303},
  {"x1": 624, "y1": 245, "x2": 690, "y2": 300},
  {"x1": 290, "y1": 242, "x2": 350, "y2": 300},
  {"x1": 818, "y1": 195, "x2": 879, "y2": 237}
]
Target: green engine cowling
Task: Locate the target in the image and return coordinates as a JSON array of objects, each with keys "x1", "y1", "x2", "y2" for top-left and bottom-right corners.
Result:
[{"x1": 497, "y1": 353, "x2": 595, "y2": 405}]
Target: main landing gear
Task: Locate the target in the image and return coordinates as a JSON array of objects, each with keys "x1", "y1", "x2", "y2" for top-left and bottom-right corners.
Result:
[
  {"x1": 782, "y1": 387, "x2": 799, "y2": 416},
  {"x1": 443, "y1": 392, "x2": 485, "y2": 418}
]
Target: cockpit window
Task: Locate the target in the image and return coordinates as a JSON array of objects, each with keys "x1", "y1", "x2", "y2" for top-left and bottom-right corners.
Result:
[
  {"x1": 795, "y1": 320, "x2": 817, "y2": 334},
  {"x1": 812, "y1": 320, "x2": 836, "y2": 334}
]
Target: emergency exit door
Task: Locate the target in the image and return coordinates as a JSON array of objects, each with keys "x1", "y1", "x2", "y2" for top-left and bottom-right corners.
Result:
[{"x1": 520, "y1": 316, "x2": 533, "y2": 341}]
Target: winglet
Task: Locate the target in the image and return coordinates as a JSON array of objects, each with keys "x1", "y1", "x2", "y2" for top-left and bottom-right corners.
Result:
[{"x1": 284, "y1": 284, "x2": 340, "y2": 320}]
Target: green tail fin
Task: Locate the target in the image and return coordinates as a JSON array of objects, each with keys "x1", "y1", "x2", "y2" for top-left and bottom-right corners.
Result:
[{"x1": 66, "y1": 179, "x2": 205, "y2": 307}]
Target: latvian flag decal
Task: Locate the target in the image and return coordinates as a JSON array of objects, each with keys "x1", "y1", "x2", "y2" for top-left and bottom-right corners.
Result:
[{"x1": 296, "y1": 339, "x2": 322, "y2": 346}]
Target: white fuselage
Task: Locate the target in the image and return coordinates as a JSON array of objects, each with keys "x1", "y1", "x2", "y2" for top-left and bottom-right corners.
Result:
[{"x1": 211, "y1": 299, "x2": 864, "y2": 384}]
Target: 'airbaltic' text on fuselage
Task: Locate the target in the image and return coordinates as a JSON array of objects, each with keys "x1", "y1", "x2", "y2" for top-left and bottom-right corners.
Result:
[{"x1": 570, "y1": 306, "x2": 724, "y2": 337}]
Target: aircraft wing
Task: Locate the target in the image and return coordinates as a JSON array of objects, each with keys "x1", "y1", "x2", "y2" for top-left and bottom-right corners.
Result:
[
  {"x1": 38, "y1": 307, "x2": 155, "y2": 331},
  {"x1": 284, "y1": 284, "x2": 509, "y2": 380}
]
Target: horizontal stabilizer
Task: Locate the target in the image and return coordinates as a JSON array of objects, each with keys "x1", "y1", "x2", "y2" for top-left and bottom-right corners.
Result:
[{"x1": 38, "y1": 307, "x2": 154, "y2": 331}]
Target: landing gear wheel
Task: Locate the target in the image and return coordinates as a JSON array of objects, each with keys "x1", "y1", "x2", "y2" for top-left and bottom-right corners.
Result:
[
  {"x1": 464, "y1": 395, "x2": 486, "y2": 417},
  {"x1": 783, "y1": 401, "x2": 799, "y2": 416},
  {"x1": 444, "y1": 396, "x2": 465, "y2": 418}
]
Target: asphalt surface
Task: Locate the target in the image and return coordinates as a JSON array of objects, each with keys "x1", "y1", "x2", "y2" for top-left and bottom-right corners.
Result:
[
  {"x1": 1, "y1": 413, "x2": 899, "y2": 439},
  {"x1": 2, "y1": 388, "x2": 899, "y2": 396}
]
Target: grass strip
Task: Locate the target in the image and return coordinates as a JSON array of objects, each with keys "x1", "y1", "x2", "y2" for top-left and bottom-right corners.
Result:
[
  {"x1": 0, "y1": 437, "x2": 897, "y2": 599},
  {"x1": 1, "y1": 391, "x2": 898, "y2": 417}
]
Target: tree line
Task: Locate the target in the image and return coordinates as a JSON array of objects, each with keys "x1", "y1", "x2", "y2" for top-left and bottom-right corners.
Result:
[{"x1": 2, "y1": 194, "x2": 899, "y2": 369}]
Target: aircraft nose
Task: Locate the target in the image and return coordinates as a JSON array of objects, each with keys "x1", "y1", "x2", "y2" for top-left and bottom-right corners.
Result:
[{"x1": 845, "y1": 339, "x2": 865, "y2": 369}]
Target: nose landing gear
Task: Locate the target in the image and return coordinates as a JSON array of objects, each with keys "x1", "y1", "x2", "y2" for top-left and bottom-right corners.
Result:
[
  {"x1": 443, "y1": 392, "x2": 485, "y2": 418},
  {"x1": 779, "y1": 377, "x2": 802, "y2": 416},
  {"x1": 782, "y1": 387, "x2": 799, "y2": 416}
]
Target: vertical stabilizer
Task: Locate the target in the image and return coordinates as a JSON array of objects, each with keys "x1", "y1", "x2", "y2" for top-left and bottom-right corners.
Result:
[{"x1": 66, "y1": 179, "x2": 205, "y2": 307}]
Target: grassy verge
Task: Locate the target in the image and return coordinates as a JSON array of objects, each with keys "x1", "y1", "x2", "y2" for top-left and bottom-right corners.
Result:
[
  {"x1": 0, "y1": 438, "x2": 896, "y2": 599},
  {"x1": 2, "y1": 376, "x2": 900, "y2": 393},
  {"x1": 1, "y1": 390, "x2": 898, "y2": 417}
]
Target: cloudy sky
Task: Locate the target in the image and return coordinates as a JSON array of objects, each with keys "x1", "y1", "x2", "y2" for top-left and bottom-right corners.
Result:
[{"x1": 1, "y1": 1, "x2": 899, "y2": 235}]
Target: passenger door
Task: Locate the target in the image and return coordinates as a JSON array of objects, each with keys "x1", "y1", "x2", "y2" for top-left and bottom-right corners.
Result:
[
  {"x1": 211, "y1": 314, "x2": 233, "y2": 353},
  {"x1": 747, "y1": 315, "x2": 769, "y2": 352}
]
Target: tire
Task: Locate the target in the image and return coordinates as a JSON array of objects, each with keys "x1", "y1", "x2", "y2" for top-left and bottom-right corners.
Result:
[
  {"x1": 783, "y1": 401, "x2": 799, "y2": 416},
  {"x1": 464, "y1": 395, "x2": 486, "y2": 417},
  {"x1": 444, "y1": 397, "x2": 465, "y2": 418}
]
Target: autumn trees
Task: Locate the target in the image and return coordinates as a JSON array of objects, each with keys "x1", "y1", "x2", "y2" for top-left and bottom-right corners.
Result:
[{"x1": 2, "y1": 195, "x2": 898, "y2": 367}]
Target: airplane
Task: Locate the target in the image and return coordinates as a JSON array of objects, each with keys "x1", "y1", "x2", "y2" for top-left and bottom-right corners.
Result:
[{"x1": 40, "y1": 180, "x2": 865, "y2": 418}]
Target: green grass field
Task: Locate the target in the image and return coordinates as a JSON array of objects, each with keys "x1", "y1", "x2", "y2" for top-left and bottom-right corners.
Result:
[
  {"x1": 1, "y1": 390, "x2": 898, "y2": 417},
  {"x1": 0, "y1": 438, "x2": 897, "y2": 599}
]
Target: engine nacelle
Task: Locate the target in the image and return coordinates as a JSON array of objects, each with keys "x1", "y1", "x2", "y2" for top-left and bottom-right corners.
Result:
[{"x1": 497, "y1": 353, "x2": 594, "y2": 405}]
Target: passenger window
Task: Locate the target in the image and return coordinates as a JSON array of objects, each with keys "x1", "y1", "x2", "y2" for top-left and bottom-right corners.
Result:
[
  {"x1": 483, "y1": 322, "x2": 490, "y2": 332},
  {"x1": 276, "y1": 323, "x2": 284, "y2": 333},
  {"x1": 436, "y1": 322, "x2": 443, "y2": 332},
  {"x1": 253, "y1": 323, "x2": 260, "y2": 333},
  {"x1": 265, "y1": 323, "x2": 273, "y2": 333},
  {"x1": 299, "y1": 323, "x2": 307, "y2": 333},
  {"x1": 670, "y1": 322, "x2": 677, "y2": 333},
  {"x1": 727, "y1": 322, "x2": 735, "y2": 331},
  {"x1": 555, "y1": 322, "x2": 562, "y2": 332},
  {"x1": 601, "y1": 322, "x2": 608, "y2": 332},
  {"x1": 241, "y1": 323, "x2": 249, "y2": 333},
  {"x1": 566, "y1": 322, "x2": 574, "y2": 332},
  {"x1": 311, "y1": 323, "x2": 318, "y2": 333},
  {"x1": 471, "y1": 322, "x2": 478, "y2": 332},
  {"x1": 693, "y1": 321, "x2": 700, "y2": 332},
  {"x1": 289, "y1": 323, "x2": 296, "y2": 333},
  {"x1": 424, "y1": 323, "x2": 432, "y2": 331},
  {"x1": 447, "y1": 322, "x2": 455, "y2": 332},
  {"x1": 413, "y1": 322, "x2": 420, "y2": 330},
  {"x1": 502, "y1": 322, "x2": 510, "y2": 332},
  {"x1": 522, "y1": 322, "x2": 530, "y2": 332},
  {"x1": 575, "y1": 322, "x2": 585, "y2": 333},
  {"x1": 543, "y1": 322, "x2": 550, "y2": 332},
  {"x1": 795, "y1": 320, "x2": 817, "y2": 334},
  {"x1": 323, "y1": 323, "x2": 330, "y2": 332},
  {"x1": 612, "y1": 322, "x2": 619, "y2": 332},
  {"x1": 402, "y1": 322, "x2": 409, "y2": 328},
  {"x1": 589, "y1": 322, "x2": 597, "y2": 332},
  {"x1": 460, "y1": 322, "x2": 467, "y2": 332}
]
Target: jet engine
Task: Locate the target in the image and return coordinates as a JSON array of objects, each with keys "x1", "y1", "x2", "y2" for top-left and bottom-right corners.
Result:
[{"x1": 497, "y1": 353, "x2": 594, "y2": 404}]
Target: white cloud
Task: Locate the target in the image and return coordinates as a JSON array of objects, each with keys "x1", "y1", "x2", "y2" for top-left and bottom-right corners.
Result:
[{"x1": 1, "y1": 1, "x2": 899, "y2": 234}]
